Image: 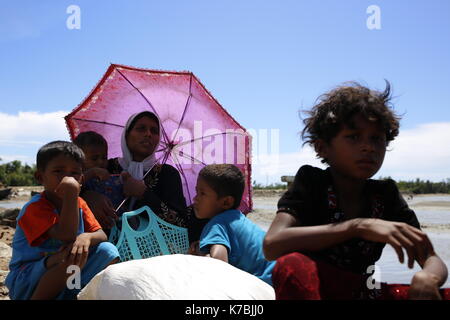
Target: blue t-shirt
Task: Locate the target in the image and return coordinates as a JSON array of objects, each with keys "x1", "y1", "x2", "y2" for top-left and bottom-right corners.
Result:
[{"x1": 199, "y1": 209, "x2": 275, "y2": 285}]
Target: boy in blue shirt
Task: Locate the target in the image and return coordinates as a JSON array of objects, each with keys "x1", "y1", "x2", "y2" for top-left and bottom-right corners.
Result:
[{"x1": 193, "y1": 164, "x2": 275, "y2": 286}]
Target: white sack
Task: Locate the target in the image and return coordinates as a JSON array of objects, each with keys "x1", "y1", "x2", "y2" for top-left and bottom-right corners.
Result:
[{"x1": 78, "y1": 254, "x2": 275, "y2": 300}]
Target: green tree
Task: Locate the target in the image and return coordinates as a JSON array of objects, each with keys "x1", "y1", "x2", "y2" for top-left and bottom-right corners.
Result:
[{"x1": 0, "y1": 160, "x2": 38, "y2": 186}]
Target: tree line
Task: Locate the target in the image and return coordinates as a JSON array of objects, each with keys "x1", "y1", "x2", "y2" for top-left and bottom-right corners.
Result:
[
  {"x1": 0, "y1": 160, "x2": 449, "y2": 194},
  {"x1": 253, "y1": 177, "x2": 450, "y2": 194},
  {"x1": 0, "y1": 160, "x2": 38, "y2": 187},
  {"x1": 395, "y1": 178, "x2": 450, "y2": 195}
]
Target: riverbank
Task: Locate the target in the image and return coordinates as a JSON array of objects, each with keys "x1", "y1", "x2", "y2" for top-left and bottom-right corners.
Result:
[{"x1": 0, "y1": 186, "x2": 43, "y2": 201}]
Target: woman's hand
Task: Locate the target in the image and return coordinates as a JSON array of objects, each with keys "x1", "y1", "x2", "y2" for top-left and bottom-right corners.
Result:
[
  {"x1": 82, "y1": 190, "x2": 118, "y2": 229},
  {"x1": 352, "y1": 218, "x2": 434, "y2": 268},
  {"x1": 121, "y1": 171, "x2": 147, "y2": 198},
  {"x1": 408, "y1": 271, "x2": 442, "y2": 300}
]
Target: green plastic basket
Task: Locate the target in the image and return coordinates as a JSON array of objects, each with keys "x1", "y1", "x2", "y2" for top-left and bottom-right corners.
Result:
[{"x1": 108, "y1": 206, "x2": 189, "y2": 262}]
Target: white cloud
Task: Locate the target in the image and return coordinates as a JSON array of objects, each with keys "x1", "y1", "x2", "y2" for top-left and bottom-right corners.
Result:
[
  {"x1": 0, "y1": 111, "x2": 448, "y2": 183},
  {"x1": 0, "y1": 111, "x2": 71, "y2": 164},
  {"x1": 0, "y1": 111, "x2": 70, "y2": 142},
  {"x1": 379, "y1": 122, "x2": 450, "y2": 181},
  {"x1": 252, "y1": 122, "x2": 450, "y2": 184},
  {"x1": 0, "y1": 154, "x2": 35, "y2": 164},
  {"x1": 252, "y1": 146, "x2": 325, "y2": 185}
]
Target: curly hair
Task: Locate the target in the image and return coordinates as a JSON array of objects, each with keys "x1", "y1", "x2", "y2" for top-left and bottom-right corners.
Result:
[{"x1": 301, "y1": 81, "x2": 401, "y2": 163}]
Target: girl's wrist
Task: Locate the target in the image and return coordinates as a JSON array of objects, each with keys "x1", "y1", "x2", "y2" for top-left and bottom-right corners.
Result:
[
  {"x1": 413, "y1": 270, "x2": 440, "y2": 287},
  {"x1": 346, "y1": 218, "x2": 364, "y2": 238}
]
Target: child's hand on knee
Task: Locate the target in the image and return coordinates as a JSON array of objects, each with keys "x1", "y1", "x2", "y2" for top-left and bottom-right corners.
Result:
[
  {"x1": 44, "y1": 245, "x2": 73, "y2": 269},
  {"x1": 68, "y1": 233, "x2": 91, "y2": 269},
  {"x1": 409, "y1": 270, "x2": 442, "y2": 300}
]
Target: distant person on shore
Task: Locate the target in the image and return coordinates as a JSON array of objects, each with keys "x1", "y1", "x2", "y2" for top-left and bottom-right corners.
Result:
[
  {"x1": 74, "y1": 131, "x2": 122, "y2": 228},
  {"x1": 263, "y1": 81, "x2": 449, "y2": 300},
  {"x1": 5, "y1": 141, "x2": 119, "y2": 300},
  {"x1": 192, "y1": 164, "x2": 275, "y2": 286}
]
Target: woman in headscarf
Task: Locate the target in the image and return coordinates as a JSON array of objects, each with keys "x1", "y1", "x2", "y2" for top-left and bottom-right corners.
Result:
[{"x1": 107, "y1": 111, "x2": 207, "y2": 242}]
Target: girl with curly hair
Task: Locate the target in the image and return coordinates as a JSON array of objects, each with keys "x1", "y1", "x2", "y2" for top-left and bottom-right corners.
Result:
[{"x1": 263, "y1": 81, "x2": 449, "y2": 300}]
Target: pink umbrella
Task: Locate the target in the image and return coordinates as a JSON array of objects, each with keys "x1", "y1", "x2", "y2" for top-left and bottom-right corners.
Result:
[{"x1": 65, "y1": 64, "x2": 253, "y2": 213}]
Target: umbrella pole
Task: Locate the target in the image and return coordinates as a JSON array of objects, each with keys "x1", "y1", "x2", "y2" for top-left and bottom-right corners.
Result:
[{"x1": 114, "y1": 197, "x2": 129, "y2": 214}]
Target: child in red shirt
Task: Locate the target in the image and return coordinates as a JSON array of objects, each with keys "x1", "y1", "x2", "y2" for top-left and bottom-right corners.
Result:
[{"x1": 6, "y1": 141, "x2": 119, "y2": 300}]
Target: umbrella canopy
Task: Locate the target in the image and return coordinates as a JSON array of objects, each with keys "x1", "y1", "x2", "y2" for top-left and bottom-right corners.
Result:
[{"x1": 65, "y1": 64, "x2": 252, "y2": 213}]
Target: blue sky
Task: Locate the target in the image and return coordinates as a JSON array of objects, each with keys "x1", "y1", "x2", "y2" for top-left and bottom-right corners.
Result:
[{"x1": 1, "y1": 0, "x2": 449, "y2": 183}]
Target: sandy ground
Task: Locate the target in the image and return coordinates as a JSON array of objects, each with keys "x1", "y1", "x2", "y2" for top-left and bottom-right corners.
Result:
[{"x1": 0, "y1": 188, "x2": 449, "y2": 299}]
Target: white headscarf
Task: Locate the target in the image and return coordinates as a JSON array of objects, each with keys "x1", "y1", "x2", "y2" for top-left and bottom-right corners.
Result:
[{"x1": 118, "y1": 111, "x2": 161, "y2": 180}]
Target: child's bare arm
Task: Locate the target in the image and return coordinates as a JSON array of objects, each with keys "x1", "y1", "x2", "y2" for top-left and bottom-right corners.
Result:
[
  {"x1": 264, "y1": 213, "x2": 435, "y2": 267},
  {"x1": 31, "y1": 230, "x2": 108, "y2": 300},
  {"x1": 69, "y1": 230, "x2": 108, "y2": 268},
  {"x1": 419, "y1": 254, "x2": 448, "y2": 287},
  {"x1": 85, "y1": 229, "x2": 108, "y2": 247},
  {"x1": 47, "y1": 177, "x2": 80, "y2": 242},
  {"x1": 209, "y1": 244, "x2": 228, "y2": 263},
  {"x1": 263, "y1": 212, "x2": 357, "y2": 261}
]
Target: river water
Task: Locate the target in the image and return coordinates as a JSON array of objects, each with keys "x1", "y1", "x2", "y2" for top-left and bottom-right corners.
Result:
[{"x1": 0, "y1": 200, "x2": 27, "y2": 210}]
